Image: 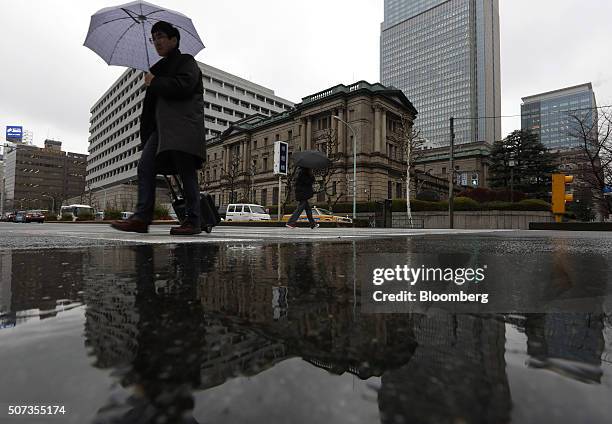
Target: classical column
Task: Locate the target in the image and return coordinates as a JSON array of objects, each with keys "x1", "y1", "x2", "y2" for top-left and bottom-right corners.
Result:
[
  {"x1": 381, "y1": 110, "x2": 387, "y2": 154},
  {"x1": 331, "y1": 111, "x2": 338, "y2": 154},
  {"x1": 242, "y1": 140, "x2": 247, "y2": 172},
  {"x1": 337, "y1": 108, "x2": 345, "y2": 154},
  {"x1": 374, "y1": 107, "x2": 381, "y2": 153},
  {"x1": 224, "y1": 145, "x2": 229, "y2": 171},
  {"x1": 300, "y1": 118, "x2": 307, "y2": 151},
  {"x1": 306, "y1": 117, "x2": 312, "y2": 150}
]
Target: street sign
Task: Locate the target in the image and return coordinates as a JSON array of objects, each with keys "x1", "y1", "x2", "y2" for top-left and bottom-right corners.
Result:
[
  {"x1": 6, "y1": 126, "x2": 23, "y2": 141},
  {"x1": 273, "y1": 141, "x2": 288, "y2": 175}
]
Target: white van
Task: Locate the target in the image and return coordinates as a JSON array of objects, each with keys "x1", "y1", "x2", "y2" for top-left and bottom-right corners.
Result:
[{"x1": 225, "y1": 204, "x2": 271, "y2": 222}]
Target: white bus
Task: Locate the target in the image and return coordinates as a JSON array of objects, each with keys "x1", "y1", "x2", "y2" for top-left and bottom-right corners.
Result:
[{"x1": 59, "y1": 204, "x2": 94, "y2": 221}]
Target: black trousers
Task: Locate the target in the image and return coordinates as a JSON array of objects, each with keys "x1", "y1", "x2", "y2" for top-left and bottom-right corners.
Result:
[
  {"x1": 134, "y1": 132, "x2": 200, "y2": 226},
  {"x1": 288, "y1": 200, "x2": 315, "y2": 225}
]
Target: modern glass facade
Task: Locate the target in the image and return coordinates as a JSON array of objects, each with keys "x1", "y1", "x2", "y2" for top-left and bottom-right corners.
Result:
[
  {"x1": 521, "y1": 83, "x2": 597, "y2": 151},
  {"x1": 381, "y1": 0, "x2": 501, "y2": 147}
]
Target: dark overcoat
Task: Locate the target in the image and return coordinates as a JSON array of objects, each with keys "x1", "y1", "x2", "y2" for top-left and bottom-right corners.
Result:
[
  {"x1": 140, "y1": 48, "x2": 206, "y2": 174},
  {"x1": 294, "y1": 168, "x2": 315, "y2": 201}
]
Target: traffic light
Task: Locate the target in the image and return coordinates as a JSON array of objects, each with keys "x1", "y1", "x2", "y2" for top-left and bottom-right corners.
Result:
[{"x1": 551, "y1": 173, "x2": 574, "y2": 221}]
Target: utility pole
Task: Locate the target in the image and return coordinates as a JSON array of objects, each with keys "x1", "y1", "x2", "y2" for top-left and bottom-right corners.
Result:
[{"x1": 448, "y1": 117, "x2": 455, "y2": 229}]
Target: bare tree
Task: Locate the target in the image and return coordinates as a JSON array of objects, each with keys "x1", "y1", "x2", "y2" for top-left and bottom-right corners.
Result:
[
  {"x1": 80, "y1": 181, "x2": 95, "y2": 206},
  {"x1": 219, "y1": 151, "x2": 242, "y2": 204},
  {"x1": 311, "y1": 128, "x2": 346, "y2": 210},
  {"x1": 241, "y1": 160, "x2": 258, "y2": 203},
  {"x1": 567, "y1": 106, "x2": 612, "y2": 220},
  {"x1": 389, "y1": 114, "x2": 424, "y2": 225}
]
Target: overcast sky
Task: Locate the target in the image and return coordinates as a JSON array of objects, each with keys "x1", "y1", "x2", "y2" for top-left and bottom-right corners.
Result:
[{"x1": 1, "y1": 0, "x2": 611, "y2": 155}]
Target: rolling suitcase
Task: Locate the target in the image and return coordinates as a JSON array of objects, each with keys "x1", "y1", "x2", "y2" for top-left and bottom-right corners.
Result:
[{"x1": 164, "y1": 175, "x2": 221, "y2": 234}]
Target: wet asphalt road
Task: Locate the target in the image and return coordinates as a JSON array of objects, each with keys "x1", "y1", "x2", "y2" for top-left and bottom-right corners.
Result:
[{"x1": 0, "y1": 224, "x2": 611, "y2": 423}]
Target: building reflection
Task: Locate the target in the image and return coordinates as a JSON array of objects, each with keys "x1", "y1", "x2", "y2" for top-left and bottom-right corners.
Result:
[
  {"x1": 88, "y1": 244, "x2": 214, "y2": 424},
  {"x1": 524, "y1": 313, "x2": 605, "y2": 383},
  {"x1": 78, "y1": 239, "x2": 611, "y2": 424},
  {"x1": 0, "y1": 249, "x2": 85, "y2": 328},
  {"x1": 378, "y1": 313, "x2": 511, "y2": 424}
]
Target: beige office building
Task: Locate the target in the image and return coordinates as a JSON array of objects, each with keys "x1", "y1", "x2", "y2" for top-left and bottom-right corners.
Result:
[{"x1": 2, "y1": 140, "x2": 87, "y2": 212}]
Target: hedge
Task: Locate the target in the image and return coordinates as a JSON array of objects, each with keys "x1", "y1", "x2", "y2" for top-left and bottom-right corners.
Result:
[
  {"x1": 458, "y1": 187, "x2": 526, "y2": 203},
  {"x1": 76, "y1": 212, "x2": 94, "y2": 221},
  {"x1": 104, "y1": 209, "x2": 122, "y2": 220},
  {"x1": 267, "y1": 198, "x2": 551, "y2": 213}
]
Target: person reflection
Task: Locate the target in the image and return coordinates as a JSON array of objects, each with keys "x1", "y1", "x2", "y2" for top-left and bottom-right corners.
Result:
[{"x1": 92, "y1": 244, "x2": 218, "y2": 424}]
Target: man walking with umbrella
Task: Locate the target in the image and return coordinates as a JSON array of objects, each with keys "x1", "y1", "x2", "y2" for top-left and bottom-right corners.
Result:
[
  {"x1": 286, "y1": 167, "x2": 319, "y2": 229},
  {"x1": 110, "y1": 21, "x2": 206, "y2": 235},
  {"x1": 286, "y1": 150, "x2": 331, "y2": 229}
]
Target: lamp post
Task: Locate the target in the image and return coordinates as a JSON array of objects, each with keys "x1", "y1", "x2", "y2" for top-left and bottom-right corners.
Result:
[
  {"x1": 508, "y1": 159, "x2": 515, "y2": 203},
  {"x1": 332, "y1": 115, "x2": 357, "y2": 222}
]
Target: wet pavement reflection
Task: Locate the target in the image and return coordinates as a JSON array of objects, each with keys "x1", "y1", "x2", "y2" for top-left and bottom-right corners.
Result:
[{"x1": 0, "y1": 236, "x2": 611, "y2": 423}]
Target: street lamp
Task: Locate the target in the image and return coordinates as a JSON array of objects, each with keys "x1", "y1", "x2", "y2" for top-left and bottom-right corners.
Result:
[{"x1": 332, "y1": 115, "x2": 357, "y2": 222}]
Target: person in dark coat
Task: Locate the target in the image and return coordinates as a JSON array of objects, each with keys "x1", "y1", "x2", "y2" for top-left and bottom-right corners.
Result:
[
  {"x1": 286, "y1": 167, "x2": 319, "y2": 229},
  {"x1": 111, "y1": 21, "x2": 206, "y2": 236}
]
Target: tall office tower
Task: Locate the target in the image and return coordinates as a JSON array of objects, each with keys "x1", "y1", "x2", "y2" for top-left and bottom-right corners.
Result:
[
  {"x1": 87, "y1": 63, "x2": 293, "y2": 191},
  {"x1": 521, "y1": 83, "x2": 597, "y2": 151},
  {"x1": 381, "y1": 0, "x2": 501, "y2": 147}
]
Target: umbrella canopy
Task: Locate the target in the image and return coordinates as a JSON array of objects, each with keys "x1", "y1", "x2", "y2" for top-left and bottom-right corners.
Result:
[
  {"x1": 84, "y1": 0, "x2": 205, "y2": 71},
  {"x1": 291, "y1": 150, "x2": 332, "y2": 169}
]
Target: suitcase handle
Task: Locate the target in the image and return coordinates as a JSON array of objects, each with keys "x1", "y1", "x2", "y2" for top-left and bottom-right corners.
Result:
[{"x1": 164, "y1": 175, "x2": 183, "y2": 201}]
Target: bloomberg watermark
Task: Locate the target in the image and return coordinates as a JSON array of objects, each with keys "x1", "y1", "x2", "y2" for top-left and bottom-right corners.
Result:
[
  {"x1": 358, "y1": 252, "x2": 611, "y2": 313},
  {"x1": 370, "y1": 265, "x2": 489, "y2": 307}
]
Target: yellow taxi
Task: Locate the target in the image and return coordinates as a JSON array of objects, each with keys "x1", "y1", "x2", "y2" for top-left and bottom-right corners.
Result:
[{"x1": 281, "y1": 206, "x2": 352, "y2": 224}]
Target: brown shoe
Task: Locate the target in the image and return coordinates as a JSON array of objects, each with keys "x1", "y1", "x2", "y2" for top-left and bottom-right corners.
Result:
[
  {"x1": 170, "y1": 223, "x2": 202, "y2": 236},
  {"x1": 110, "y1": 218, "x2": 148, "y2": 233}
]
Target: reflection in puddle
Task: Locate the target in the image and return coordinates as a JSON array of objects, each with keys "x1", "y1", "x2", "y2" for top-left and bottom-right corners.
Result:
[{"x1": 0, "y1": 237, "x2": 611, "y2": 423}]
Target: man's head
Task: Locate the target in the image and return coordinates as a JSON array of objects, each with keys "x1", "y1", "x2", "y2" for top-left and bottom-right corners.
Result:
[{"x1": 150, "y1": 21, "x2": 180, "y2": 57}]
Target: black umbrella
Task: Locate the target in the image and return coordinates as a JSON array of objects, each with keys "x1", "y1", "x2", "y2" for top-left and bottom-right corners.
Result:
[{"x1": 291, "y1": 150, "x2": 332, "y2": 169}]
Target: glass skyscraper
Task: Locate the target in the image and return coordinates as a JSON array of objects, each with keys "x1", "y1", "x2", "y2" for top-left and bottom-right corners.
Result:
[
  {"x1": 381, "y1": 0, "x2": 501, "y2": 147},
  {"x1": 521, "y1": 83, "x2": 597, "y2": 151}
]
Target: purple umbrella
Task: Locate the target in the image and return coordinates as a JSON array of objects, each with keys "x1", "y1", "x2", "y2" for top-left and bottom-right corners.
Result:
[{"x1": 84, "y1": 0, "x2": 205, "y2": 71}]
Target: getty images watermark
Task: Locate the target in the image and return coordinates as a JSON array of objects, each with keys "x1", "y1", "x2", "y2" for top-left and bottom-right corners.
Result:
[
  {"x1": 359, "y1": 252, "x2": 610, "y2": 313},
  {"x1": 370, "y1": 265, "x2": 489, "y2": 305}
]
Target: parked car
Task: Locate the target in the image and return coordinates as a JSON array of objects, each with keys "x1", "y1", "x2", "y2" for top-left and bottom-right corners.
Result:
[
  {"x1": 121, "y1": 211, "x2": 134, "y2": 220},
  {"x1": 14, "y1": 211, "x2": 26, "y2": 223},
  {"x1": 281, "y1": 206, "x2": 352, "y2": 224},
  {"x1": 25, "y1": 210, "x2": 45, "y2": 223},
  {"x1": 1, "y1": 212, "x2": 16, "y2": 222},
  {"x1": 224, "y1": 204, "x2": 271, "y2": 222}
]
